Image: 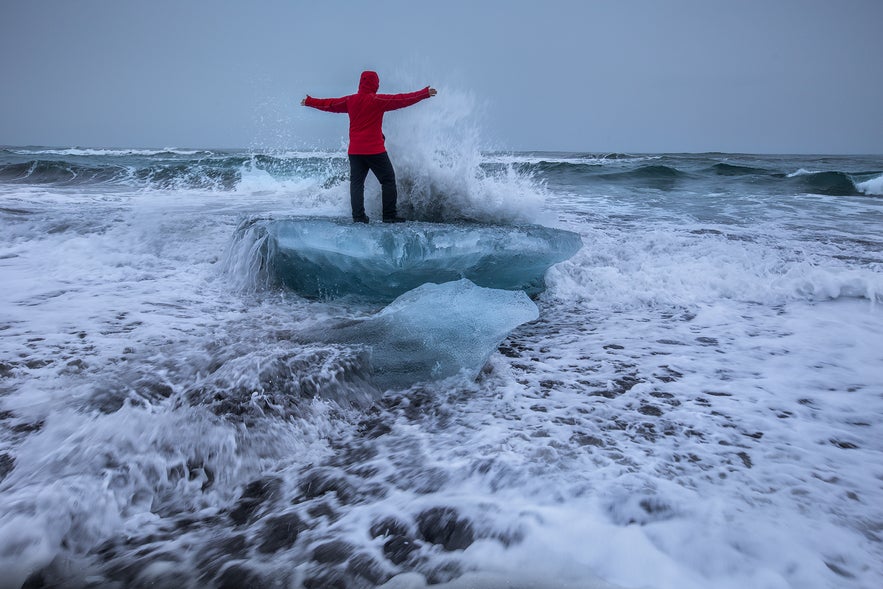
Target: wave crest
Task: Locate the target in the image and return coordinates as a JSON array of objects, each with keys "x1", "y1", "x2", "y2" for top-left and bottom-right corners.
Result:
[
  {"x1": 0, "y1": 160, "x2": 123, "y2": 186},
  {"x1": 857, "y1": 174, "x2": 883, "y2": 196},
  {"x1": 785, "y1": 170, "x2": 859, "y2": 196}
]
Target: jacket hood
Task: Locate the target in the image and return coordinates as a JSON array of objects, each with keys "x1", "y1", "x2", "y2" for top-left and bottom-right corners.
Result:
[{"x1": 358, "y1": 71, "x2": 379, "y2": 94}]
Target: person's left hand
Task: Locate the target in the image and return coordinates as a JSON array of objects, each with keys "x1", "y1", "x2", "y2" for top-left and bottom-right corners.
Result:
[
  {"x1": 300, "y1": 97, "x2": 307, "y2": 106},
  {"x1": 428, "y1": 88, "x2": 438, "y2": 97}
]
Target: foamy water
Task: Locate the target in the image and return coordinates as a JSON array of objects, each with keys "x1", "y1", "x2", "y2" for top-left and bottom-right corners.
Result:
[{"x1": 1, "y1": 98, "x2": 882, "y2": 589}]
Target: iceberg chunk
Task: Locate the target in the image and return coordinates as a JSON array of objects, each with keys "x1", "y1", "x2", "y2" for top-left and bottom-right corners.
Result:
[
  {"x1": 319, "y1": 279, "x2": 539, "y2": 388},
  {"x1": 258, "y1": 218, "x2": 582, "y2": 301}
]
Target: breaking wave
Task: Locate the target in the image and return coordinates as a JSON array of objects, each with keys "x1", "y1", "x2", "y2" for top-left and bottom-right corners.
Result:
[
  {"x1": 0, "y1": 153, "x2": 348, "y2": 192},
  {"x1": 784, "y1": 169, "x2": 862, "y2": 196},
  {"x1": 856, "y1": 173, "x2": 883, "y2": 196},
  {"x1": 0, "y1": 160, "x2": 125, "y2": 186}
]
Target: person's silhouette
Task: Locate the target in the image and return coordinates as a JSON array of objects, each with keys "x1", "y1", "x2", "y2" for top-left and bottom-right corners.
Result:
[{"x1": 302, "y1": 71, "x2": 437, "y2": 223}]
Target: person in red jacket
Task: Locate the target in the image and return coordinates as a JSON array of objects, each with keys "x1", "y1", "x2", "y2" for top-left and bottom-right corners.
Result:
[{"x1": 302, "y1": 71, "x2": 437, "y2": 223}]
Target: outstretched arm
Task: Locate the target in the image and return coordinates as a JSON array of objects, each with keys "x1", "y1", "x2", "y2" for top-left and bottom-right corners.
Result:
[
  {"x1": 301, "y1": 95, "x2": 348, "y2": 113},
  {"x1": 376, "y1": 87, "x2": 437, "y2": 112}
]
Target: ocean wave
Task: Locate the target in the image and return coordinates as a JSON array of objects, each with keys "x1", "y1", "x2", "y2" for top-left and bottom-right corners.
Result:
[
  {"x1": 786, "y1": 168, "x2": 820, "y2": 178},
  {"x1": 592, "y1": 165, "x2": 687, "y2": 189},
  {"x1": 479, "y1": 160, "x2": 686, "y2": 188},
  {"x1": 516, "y1": 160, "x2": 603, "y2": 175},
  {"x1": 0, "y1": 160, "x2": 126, "y2": 185},
  {"x1": 6, "y1": 147, "x2": 214, "y2": 157},
  {"x1": 483, "y1": 153, "x2": 654, "y2": 167},
  {"x1": 0, "y1": 146, "x2": 546, "y2": 224},
  {"x1": 600, "y1": 164, "x2": 685, "y2": 179},
  {"x1": 3, "y1": 148, "x2": 880, "y2": 210},
  {"x1": 0, "y1": 158, "x2": 239, "y2": 190},
  {"x1": 131, "y1": 162, "x2": 241, "y2": 191},
  {"x1": 784, "y1": 170, "x2": 861, "y2": 196},
  {"x1": 0, "y1": 154, "x2": 346, "y2": 192},
  {"x1": 709, "y1": 162, "x2": 771, "y2": 176},
  {"x1": 857, "y1": 174, "x2": 883, "y2": 196}
]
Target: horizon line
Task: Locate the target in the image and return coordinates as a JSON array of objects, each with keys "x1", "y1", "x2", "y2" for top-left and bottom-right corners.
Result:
[{"x1": 3, "y1": 144, "x2": 882, "y2": 158}]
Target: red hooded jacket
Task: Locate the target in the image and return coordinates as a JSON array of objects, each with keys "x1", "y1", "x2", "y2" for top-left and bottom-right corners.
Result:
[{"x1": 304, "y1": 71, "x2": 431, "y2": 155}]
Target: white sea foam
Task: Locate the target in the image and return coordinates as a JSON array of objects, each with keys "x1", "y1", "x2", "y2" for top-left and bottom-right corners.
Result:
[
  {"x1": 857, "y1": 173, "x2": 883, "y2": 196},
  {"x1": 2, "y1": 149, "x2": 882, "y2": 588},
  {"x1": 384, "y1": 88, "x2": 550, "y2": 223},
  {"x1": 546, "y1": 223, "x2": 883, "y2": 309},
  {"x1": 787, "y1": 168, "x2": 820, "y2": 178}
]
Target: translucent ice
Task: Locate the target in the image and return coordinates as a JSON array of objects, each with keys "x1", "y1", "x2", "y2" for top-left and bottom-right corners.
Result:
[
  {"x1": 318, "y1": 279, "x2": 539, "y2": 388},
  {"x1": 255, "y1": 218, "x2": 582, "y2": 300}
]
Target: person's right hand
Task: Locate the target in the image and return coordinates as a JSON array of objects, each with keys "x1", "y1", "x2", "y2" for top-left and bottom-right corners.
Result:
[
  {"x1": 300, "y1": 97, "x2": 307, "y2": 106},
  {"x1": 428, "y1": 88, "x2": 437, "y2": 97}
]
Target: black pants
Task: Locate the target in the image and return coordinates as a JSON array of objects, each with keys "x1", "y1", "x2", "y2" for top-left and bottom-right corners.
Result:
[{"x1": 349, "y1": 152, "x2": 398, "y2": 220}]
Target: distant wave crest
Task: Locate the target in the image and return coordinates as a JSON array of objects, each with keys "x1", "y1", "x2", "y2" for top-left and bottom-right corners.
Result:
[
  {"x1": 0, "y1": 158, "x2": 241, "y2": 190},
  {"x1": 0, "y1": 153, "x2": 344, "y2": 192},
  {"x1": 5, "y1": 147, "x2": 212, "y2": 157},
  {"x1": 1, "y1": 149, "x2": 881, "y2": 201},
  {"x1": 599, "y1": 164, "x2": 685, "y2": 180},
  {"x1": 856, "y1": 174, "x2": 883, "y2": 196},
  {"x1": 0, "y1": 160, "x2": 123, "y2": 186},
  {"x1": 784, "y1": 170, "x2": 864, "y2": 196}
]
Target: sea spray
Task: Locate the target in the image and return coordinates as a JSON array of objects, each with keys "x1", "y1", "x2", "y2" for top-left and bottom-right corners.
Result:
[
  {"x1": 857, "y1": 173, "x2": 883, "y2": 196},
  {"x1": 385, "y1": 87, "x2": 548, "y2": 223}
]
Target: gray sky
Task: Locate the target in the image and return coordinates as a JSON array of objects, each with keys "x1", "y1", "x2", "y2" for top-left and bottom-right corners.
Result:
[{"x1": 2, "y1": 0, "x2": 882, "y2": 154}]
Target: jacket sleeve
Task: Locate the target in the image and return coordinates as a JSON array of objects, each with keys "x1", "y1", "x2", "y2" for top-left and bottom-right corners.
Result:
[
  {"x1": 304, "y1": 95, "x2": 349, "y2": 113},
  {"x1": 375, "y1": 87, "x2": 432, "y2": 112}
]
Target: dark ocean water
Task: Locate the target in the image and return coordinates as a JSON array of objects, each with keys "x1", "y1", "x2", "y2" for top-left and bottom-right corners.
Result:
[{"x1": 1, "y1": 143, "x2": 882, "y2": 589}]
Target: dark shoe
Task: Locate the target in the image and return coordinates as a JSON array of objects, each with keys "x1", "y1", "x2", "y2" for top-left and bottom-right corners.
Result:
[
  {"x1": 382, "y1": 216, "x2": 406, "y2": 223},
  {"x1": 353, "y1": 215, "x2": 369, "y2": 224}
]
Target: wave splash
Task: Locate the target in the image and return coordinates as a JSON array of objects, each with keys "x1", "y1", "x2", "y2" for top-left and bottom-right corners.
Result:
[
  {"x1": 856, "y1": 173, "x2": 883, "y2": 196},
  {"x1": 385, "y1": 89, "x2": 547, "y2": 223}
]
